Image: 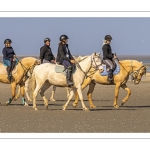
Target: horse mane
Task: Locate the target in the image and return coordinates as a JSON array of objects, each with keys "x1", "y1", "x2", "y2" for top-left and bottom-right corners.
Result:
[{"x1": 73, "y1": 55, "x2": 89, "y2": 62}]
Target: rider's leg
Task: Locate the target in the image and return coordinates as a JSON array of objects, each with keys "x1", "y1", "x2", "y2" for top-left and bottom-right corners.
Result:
[
  {"x1": 103, "y1": 59, "x2": 114, "y2": 81},
  {"x1": 62, "y1": 60, "x2": 73, "y2": 86}
]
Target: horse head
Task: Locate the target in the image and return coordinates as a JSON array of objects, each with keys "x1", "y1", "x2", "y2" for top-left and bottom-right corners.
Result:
[
  {"x1": 132, "y1": 63, "x2": 148, "y2": 85},
  {"x1": 91, "y1": 52, "x2": 103, "y2": 73}
]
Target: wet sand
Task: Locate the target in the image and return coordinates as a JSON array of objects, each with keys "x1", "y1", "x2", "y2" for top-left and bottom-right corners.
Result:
[{"x1": 0, "y1": 79, "x2": 150, "y2": 133}]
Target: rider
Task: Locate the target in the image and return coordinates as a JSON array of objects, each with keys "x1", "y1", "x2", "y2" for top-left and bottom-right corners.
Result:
[
  {"x1": 2, "y1": 39, "x2": 17, "y2": 82},
  {"x1": 102, "y1": 35, "x2": 116, "y2": 81},
  {"x1": 40, "y1": 38, "x2": 56, "y2": 64},
  {"x1": 56, "y1": 35, "x2": 75, "y2": 86}
]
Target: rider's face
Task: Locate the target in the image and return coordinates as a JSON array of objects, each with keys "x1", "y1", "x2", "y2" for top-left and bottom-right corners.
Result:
[
  {"x1": 5, "y1": 43, "x2": 11, "y2": 47},
  {"x1": 45, "y1": 41, "x2": 50, "y2": 46},
  {"x1": 106, "y1": 40, "x2": 111, "y2": 44}
]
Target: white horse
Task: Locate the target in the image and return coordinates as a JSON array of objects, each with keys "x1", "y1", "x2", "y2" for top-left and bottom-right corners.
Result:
[
  {"x1": 14, "y1": 55, "x2": 85, "y2": 102},
  {"x1": 28, "y1": 52, "x2": 103, "y2": 111}
]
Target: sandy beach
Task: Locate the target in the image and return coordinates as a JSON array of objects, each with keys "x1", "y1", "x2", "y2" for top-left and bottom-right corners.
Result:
[{"x1": 0, "y1": 79, "x2": 150, "y2": 133}]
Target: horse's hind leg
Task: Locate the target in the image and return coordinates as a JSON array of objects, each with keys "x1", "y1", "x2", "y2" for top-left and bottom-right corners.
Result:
[
  {"x1": 4, "y1": 82, "x2": 17, "y2": 105},
  {"x1": 121, "y1": 84, "x2": 131, "y2": 106},
  {"x1": 20, "y1": 83, "x2": 29, "y2": 106},
  {"x1": 87, "y1": 81, "x2": 96, "y2": 108},
  {"x1": 50, "y1": 85, "x2": 56, "y2": 101},
  {"x1": 39, "y1": 81, "x2": 51, "y2": 109}
]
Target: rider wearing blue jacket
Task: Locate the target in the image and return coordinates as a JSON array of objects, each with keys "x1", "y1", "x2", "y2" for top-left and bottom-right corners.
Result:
[{"x1": 2, "y1": 39, "x2": 17, "y2": 82}]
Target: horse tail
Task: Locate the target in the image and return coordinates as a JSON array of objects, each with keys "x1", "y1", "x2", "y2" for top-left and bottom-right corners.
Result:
[{"x1": 28, "y1": 70, "x2": 36, "y2": 100}]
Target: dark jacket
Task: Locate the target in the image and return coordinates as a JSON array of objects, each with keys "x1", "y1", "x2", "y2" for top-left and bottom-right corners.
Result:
[
  {"x1": 2, "y1": 47, "x2": 16, "y2": 60},
  {"x1": 102, "y1": 44, "x2": 114, "y2": 60},
  {"x1": 56, "y1": 44, "x2": 74, "y2": 64},
  {"x1": 40, "y1": 45, "x2": 55, "y2": 63}
]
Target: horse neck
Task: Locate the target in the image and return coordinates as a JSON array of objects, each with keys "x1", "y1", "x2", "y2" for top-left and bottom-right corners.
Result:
[
  {"x1": 120, "y1": 60, "x2": 142, "y2": 74},
  {"x1": 20, "y1": 58, "x2": 35, "y2": 69},
  {"x1": 78, "y1": 56, "x2": 92, "y2": 73}
]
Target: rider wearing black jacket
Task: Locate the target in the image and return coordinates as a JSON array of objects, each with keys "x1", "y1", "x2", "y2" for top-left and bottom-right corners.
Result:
[{"x1": 40, "y1": 38, "x2": 55, "y2": 63}]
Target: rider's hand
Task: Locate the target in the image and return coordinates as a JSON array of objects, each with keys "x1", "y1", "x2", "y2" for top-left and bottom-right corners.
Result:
[
  {"x1": 70, "y1": 60, "x2": 75, "y2": 64},
  {"x1": 114, "y1": 53, "x2": 117, "y2": 59},
  {"x1": 52, "y1": 60, "x2": 56, "y2": 63}
]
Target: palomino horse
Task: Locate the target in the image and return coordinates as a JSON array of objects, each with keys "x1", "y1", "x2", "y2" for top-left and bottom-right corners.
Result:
[
  {"x1": 28, "y1": 53, "x2": 103, "y2": 111},
  {"x1": 0, "y1": 57, "x2": 39, "y2": 106},
  {"x1": 72, "y1": 58, "x2": 147, "y2": 108}
]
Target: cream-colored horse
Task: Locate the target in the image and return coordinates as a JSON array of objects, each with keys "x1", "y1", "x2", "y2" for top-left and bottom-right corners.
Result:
[
  {"x1": 14, "y1": 56, "x2": 84, "y2": 102},
  {"x1": 28, "y1": 53, "x2": 103, "y2": 111},
  {"x1": 72, "y1": 59, "x2": 147, "y2": 108},
  {"x1": 0, "y1": 57, "x2": 38, "y2": 106}
]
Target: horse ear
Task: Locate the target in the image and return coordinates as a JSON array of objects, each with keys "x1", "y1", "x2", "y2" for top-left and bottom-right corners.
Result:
[
  {"x1": 94, "y1": 52, "x2": 96, "y2": 56},
  {"x1": 145, "y1": 66, "x2": 148, "y2": 68}
]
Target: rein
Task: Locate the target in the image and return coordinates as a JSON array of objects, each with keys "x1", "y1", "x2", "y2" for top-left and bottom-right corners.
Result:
[
  {"x1": 75, "y1": 55, "x2": 102, "y2": 79},
  {"x1": 17, "y1": 59, "x2": 36, "y2": 79},
  {"x1": 119, "y1": 59, "x2": 146, "y2": 84}
]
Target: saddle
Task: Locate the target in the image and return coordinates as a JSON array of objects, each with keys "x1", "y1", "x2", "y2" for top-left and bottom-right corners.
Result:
[
  {"x1": 55, "y1": 63, "x2": 76, "y2": 76},
  {"x1": 100, "y1": 58, "x2": 120, "y2": 76},
  {"x1": 0, "y1": 63, "x2": 18, "y2": 75}
]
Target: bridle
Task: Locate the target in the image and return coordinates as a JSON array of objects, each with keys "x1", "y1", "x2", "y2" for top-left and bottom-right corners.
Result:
[
  {"x1": 75, "y1": 54, "x2": 102, "y2": 78},
  {"x1": 130, "y1": 60, "x2": 146, "y2": 84},
  {"x1": 17, "y1": 59, "x2": 37, "y2": 79}
]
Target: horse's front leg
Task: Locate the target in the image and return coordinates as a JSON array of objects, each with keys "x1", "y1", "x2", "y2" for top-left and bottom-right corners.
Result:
[
  {"x1": 24, "y1": 79, "x2": 32, "y2": 101},
  {"x1": 62, "y1": 87, "x2": 76, "y2": 110},
  {"x1": 50, "y1": 85, "x2": 56, "y2": 101},
  {"x1": 4, "y1": 82, "x2": 17, "y2": 105},
  {"x1": 20, "y1": 83, "x2": 28, "y2": 106},
  {"x1": 76, "y1": 84, "x2": 89, "y2": 111},
  {"x1": 14, "y1": 85, "x2": 21, "y2": 101},
  {"x1": 113, "y1": 82, "x2": 121, "y2": 108},
  {"x1": 121, "y1": 84, "x2": 131, "y2": 106},
  {"x1": 87, "y1": 81, "x2": 96, "y2": 108}
]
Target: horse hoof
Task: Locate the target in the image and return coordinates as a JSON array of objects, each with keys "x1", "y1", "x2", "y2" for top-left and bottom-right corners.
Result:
[
  {"x1": 35, "y1": 108, "x2": 38, "y2": 110},
  {"x1": 72, "y1": 103, "x2": 77, "y2": 107},
  {"x1": 90, "y1": 105, "x2": 96, "y2": 108},
  {"x1": 114, "y1": 105, "x2": 119, "y2": 108},
  {"x1": 50, "y1": 98, "x2": 55, "y2": 102},
  {"x1": 83, "y1": 107, "x2": 89, "y2": 111},
  {"x1": 24, "y1": 102, "x2": 29, "y2": 106},
  {"x1": 4, "y1": 102, "x2": 9, "y2": 106},
  {"x1": 62, "y1": 105, "x2": 66, "y2": 110}
]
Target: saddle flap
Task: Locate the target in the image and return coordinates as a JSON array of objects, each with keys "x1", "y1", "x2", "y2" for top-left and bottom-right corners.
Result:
[{"x1": 0, "y1": 64, "x2": 18, "y2": 75}]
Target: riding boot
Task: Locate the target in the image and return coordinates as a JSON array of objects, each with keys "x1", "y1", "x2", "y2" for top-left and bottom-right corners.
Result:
[
  {"x1": 66, "y1": 67, "x2": 74, "y2": 86},
  {"x1": 107, "y1": 69, "x2": 113, "y2": 81},
  {"x1": 7, "y1": 66, "x2": 12, "y2": 82}
]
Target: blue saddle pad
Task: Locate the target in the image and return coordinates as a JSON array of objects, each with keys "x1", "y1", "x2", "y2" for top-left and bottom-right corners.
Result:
[{"x1": 100, "y1": 59, "x2": 120, "y2": 76}]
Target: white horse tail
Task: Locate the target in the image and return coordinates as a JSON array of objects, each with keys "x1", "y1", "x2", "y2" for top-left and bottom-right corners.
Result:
[{"x1": 28, "y1": 70, "x2": 36, "y2": 100}]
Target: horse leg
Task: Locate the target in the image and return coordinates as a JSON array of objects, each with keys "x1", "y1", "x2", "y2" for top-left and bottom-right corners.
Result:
[
  {"x1": 24, "y1": 79, "x2": 32, "y2": 101},
  {"x1": 73, "y1": 79, "x2": 90, "y2": 107},
  {"x1": 39, "y1": 82, "x2": 51, "y2": 109},
  {"x1": 33, "y1": 84, "x2": 42, "y2": 110},
  {"x1": 14, "y1": 85, "x2": 21, "y2": 101},
  {"x1": 50, "y1": 85, "x2": 56, "y2": 101},
  {"x1": 62, "y1": 87, "x2": 76, "y2": 110},
  {"x1": 87, "y1": 81, "x2": 96, "y2": 108},
  {"x1": 4, "y1": 82, "x2": 16, "y2": 105},
  {"x1": 66, "y1": 87, "x2": 70, "y2": 98},
  {"x1": 20, "y1": 84, "x2": 28, "y2": 106},
  {"x1": 121, "y1": 84, "x2": 131, "y2": 105},
  {"x1": 113, "y1": 83, "x2": 121, "y2": 108},
  {"x1": 76, "y1": 84, "x2": 89, "y2": 111}
]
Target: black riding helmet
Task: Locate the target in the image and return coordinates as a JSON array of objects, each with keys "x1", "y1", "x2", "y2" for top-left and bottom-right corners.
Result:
[
  {"x1": 44, "y1": 38, "x2": 51, "y2": 43},
  {"x1": 59, "y1": 35, "x2": 69, "y2": 41},
  {"x1": 4, "y1": 39, "x2": 12, "y2": 44},
  {"x1": 105, "y1": 35, "x2": 112, "y2": 41}
]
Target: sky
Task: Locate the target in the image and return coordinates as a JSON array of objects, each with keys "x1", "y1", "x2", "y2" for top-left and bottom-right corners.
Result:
[{"x1": 0, "y1": 17, "x2": 150, "y2": 56}]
